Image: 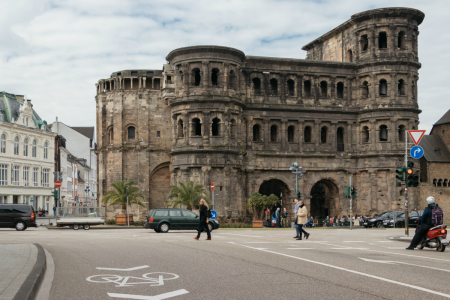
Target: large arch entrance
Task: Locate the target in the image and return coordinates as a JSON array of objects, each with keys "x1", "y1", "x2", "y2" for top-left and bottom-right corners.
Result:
[
  {"x1": 310, "y1": 179, "x2": 339, "y2": 219},
  {"x1": 149, "y1": 163, "x2": 170, "y2": 209},
  {"x1": 258, "y1": 179, "x2": 291, "y2": 210}
]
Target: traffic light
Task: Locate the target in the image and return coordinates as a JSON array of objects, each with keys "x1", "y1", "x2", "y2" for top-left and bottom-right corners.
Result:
[
  {"x1": 412, "y1": 174, "x2": 419, "y2": 187},
  {"x1": 406, "y1": 161, "x2": 414, "y2": 187},
  {"x1": 52, "y1": 190, "x2": 59, "y2": 200},
  {"x1": 296, "y1": 191, "x2": 303, "y2": 201},
  {"x1": 395, "y1": 167, "x2": 405, "y2": 186},
  {"x1": 345, "y1": 186, "x2": 351, "y2": 198},
  {"x1": 351, "y1": 186, "x2": 358, "y2": 199}
]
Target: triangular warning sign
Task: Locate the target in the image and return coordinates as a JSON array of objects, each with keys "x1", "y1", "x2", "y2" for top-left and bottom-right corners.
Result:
[{"x1": 408, "y1": 130, "x2": 426, "y2": 146}]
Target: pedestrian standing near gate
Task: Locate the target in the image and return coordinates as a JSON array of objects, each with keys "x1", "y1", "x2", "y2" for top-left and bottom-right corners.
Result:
[
  {"x1": 293, "y1": 199, "x2": 300, "y2": 238},
  {"x1": 296, "y1": 201, "x2": 310, "y2": 240},
  {"x1": 265, "y1": 208, "x2": 271, "y2": 227},
  {"x1": 53, "y1": 205, "x2": 56, "y2": 217},
  {"x1": 275, "y1": 208, "x2": 281, "y2": 228},
  {"x1": 282, "y1": 208, "x2": 288, "y2": 228},
  {"x1": 194, "y1": 199, "x2": 211, "y2": 241}
]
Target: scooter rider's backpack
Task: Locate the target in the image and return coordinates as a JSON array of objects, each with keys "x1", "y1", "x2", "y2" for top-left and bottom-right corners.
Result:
[{"x1": 432, "y1": 205, "x2": 444, "y2": 226}]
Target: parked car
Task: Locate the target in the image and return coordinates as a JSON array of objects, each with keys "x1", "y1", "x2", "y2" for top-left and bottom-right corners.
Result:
[
  {"x1": 0, "y1": 204, "x2": 37, "y2": 231},
  {"x1": 363, "y1": 211, "x2": 403, "y2": 228},
  {"x1": 383, "y1": 210, "x2": 423, "y2": 228},
  {"x1": 144, "y1": 208, "x2": 220, "y2": 233}
]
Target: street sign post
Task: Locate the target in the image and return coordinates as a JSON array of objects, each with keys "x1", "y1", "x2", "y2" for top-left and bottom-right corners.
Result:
[
  {"x1": 410, "y1": 146, "x2": 424, "y2": 159},
  {"x1": 211, "y1": 182, "x2": 215, "y2": 210},
  {"x1": 55, "y1": 181, "x2": 62, "y2": 188},
  {"x1": 210, "y1": 210, "x2": 217, "y2": 219}
]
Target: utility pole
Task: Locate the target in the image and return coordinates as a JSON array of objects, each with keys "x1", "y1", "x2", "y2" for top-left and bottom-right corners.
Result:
[
  {"x1": 404, "y1": 130, "x2": 409, "y2": 236},
  {"x1": 350, "y1": 175, "x2": 352, "y2": 230},
  {"x1": 126, "y1": 187, "x2": 129, "y2": 227}
]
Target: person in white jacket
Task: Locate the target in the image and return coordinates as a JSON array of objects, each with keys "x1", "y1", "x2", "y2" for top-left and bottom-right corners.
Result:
[{"x1": 296, "y1": 201, "x2": 310, "y2": 240}]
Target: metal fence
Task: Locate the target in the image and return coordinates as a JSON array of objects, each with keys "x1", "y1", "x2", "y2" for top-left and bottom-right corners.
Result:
[{"x1": 56, "y1": 207, "x2": 106, "y2": 219}]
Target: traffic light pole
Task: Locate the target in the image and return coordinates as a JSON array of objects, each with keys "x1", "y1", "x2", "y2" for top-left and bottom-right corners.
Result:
[{"x1": 404, "y1": 130, "x2": 409, "y2": 236}]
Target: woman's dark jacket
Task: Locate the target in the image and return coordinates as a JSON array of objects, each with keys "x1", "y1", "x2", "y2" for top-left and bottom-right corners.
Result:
[{"x1": 199, "y1": 205, "x2": 208, "y2": 222}]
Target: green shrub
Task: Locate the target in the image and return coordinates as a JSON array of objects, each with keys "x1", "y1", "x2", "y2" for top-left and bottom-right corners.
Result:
[
  {"x1": 105, "y1": 219, "x2": 116, "y2": 225},
  {"x1": 133, "y1": 220, "x2": 144, "y2": 227}
]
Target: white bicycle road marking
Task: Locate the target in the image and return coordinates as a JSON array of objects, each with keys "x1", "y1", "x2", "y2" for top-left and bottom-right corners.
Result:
[
  {"x1": 97, "y1": 265, "x2": 150, "y2": 271},
  {"x1": 86, "y1": 272, "x2": 179, "y2": 287},
  {"x1": 108, "y1": 289, "x2": 189, "y2": 300}
]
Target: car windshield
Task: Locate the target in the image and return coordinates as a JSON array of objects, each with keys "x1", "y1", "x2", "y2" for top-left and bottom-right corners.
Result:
[
  {"x1": 398, "y1": 213, "x2": 405, "y2": 218},
  {"x1": 378, "y1": 212, "x2": 390, "y2": 218}
]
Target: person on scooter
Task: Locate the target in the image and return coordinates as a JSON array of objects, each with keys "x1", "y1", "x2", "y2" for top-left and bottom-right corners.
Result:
[{"x1": 406, "y1": 196, "x2": 439, "y2": 250}]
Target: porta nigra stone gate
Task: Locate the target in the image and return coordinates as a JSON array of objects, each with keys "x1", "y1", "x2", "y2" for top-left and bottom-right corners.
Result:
[{"x1": 95, "y1": 7, "x2": 425, "y2": 221}]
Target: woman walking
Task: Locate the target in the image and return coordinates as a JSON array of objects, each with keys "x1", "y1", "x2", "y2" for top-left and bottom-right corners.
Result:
[
  {"x1": 296, "y1": 201, "x2": 310, "y2": 240},
  {"x1": 194, "y1": 199, "x2": 211, "y2": 240}
]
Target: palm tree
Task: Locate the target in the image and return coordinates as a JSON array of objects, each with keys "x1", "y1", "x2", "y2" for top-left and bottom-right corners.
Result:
[
  {"x1": 102, "y1": 180, "x2": 145, "y2": 212},
  {"x1": 165, "y1": 181, "x2": 210, "y2": 210}
]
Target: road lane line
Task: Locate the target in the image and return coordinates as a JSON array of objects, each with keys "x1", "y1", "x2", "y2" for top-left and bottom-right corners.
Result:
[
  {"x1": 359, "y1": 257, "x2": 450, "y2": 273},
  {"x1": 287, "y1": 248, "x2": 314, "y2": 250},
  {"x1": 229, "y1": 242, "x2": 450, "y2": 298},
  {"x1": 108, "y1": 289, "x2": 189, "y2": 299},
  {"x1": 97, "y1": 265, "x2": 149, "y2": 271}
]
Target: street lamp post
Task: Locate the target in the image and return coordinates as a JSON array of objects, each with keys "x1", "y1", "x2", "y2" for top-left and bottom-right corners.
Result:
[
  {"x1": 289, "y1": 162, "x2": 303, "y2": 196},
  {"x1": 84, "y1": 187, "x2": 90, "y2": 207},
  {"x1": 126, "y1": 187, "x2": 129, "y2": 227}
]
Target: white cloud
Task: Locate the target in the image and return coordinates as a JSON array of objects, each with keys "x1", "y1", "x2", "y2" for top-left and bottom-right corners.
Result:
[{"x1": 0, "y1": 0, "x2": 448, "y2": 134}]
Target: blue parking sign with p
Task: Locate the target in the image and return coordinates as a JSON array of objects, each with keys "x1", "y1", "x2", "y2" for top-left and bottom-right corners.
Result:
[{"x1": 210, "y1": 210, "x2": 217, "y2": 219}]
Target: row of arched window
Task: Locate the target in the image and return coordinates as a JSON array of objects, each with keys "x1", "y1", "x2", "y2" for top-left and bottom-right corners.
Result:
[
  {"x1": 360, "y1": 125, "x2": 407, "y2": 143},
  {"x1": 360, "y1": 31, "x2": 409, "y2": 52},
  {"x1": 0, "y1": 134, "x2": 48, "y2": 159},
  {"x1": 433, "y1": 179, "x2": 449, "y2": 187},
  {"x1": 176, "y1": 118, "x2": 237, "y2": 138},
  {"x1": 360, "y1": 79, "x2": 409, "y2": 98},
  {"x1": 183, "y1": 68, "x2": 237, "y2": 89}
]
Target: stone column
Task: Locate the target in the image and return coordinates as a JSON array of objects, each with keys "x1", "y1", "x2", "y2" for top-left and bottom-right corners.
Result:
[
  {"x1": 202, "y1": 112, "x2": 210, "y2": 146},
  {"x1": 95, "y1": 83, "x2": 99, "y2": 95},
  {"x1": 331, "y1": 122, "x2": 337, "y2": 149},
  {"x1": 370, "y1": 119, "x2": 376, "y2": 150},
  {"x1": 202, "y1": 61, "x2": 208, "y2": 88},
  {"x1": 182, "y1": 113, "x2": 188, "y2": 145},
  {"x1": 223, "y1": 111, "x2": 229, "y2": 146},
  {"x1": 280, "y1": 73, "x2": 286, "y2": 103},
  {"x1": 346, "y1": 77, "x2": 353, "y2": 106},
  {"x1": 223, "y1": 62, "x2": 229, "y2": 92},
  {"x1": 183, "y1": 63, "x2": 190, "y2": 95},
  {"x1": 139, "y1": 77, "x2": 142, "y2": 89},
  {"x1": 370, "y1": 170, "x2": 377, "y2": 211},
  {"x1": 263, "y1": 119, "x2": 269, "y2": 149},
  {"x1": 263, "y1": 72, "x2": 269, "y2": 103},
  {"x1": 297, "y1": 74, "x2": 303, "y2": 105},
  {"x1": 390, "y1": 25, "x2": 397, "y2": 54},
  {"x1": 313, "y1": 76, "x2": 320, "y2": 105},
  {"x1": 143, "y1": 77, "x2": 147, "y2": 89},
  {"x1": 152, "y1": 78, "x2": 154, "y2": 89},
  {"x1": 298, "y1": 119, "x2": 303, "y2": 151},
  {"x1": 370, "y1": 74, "x2": 376, "y2": 106},
  {"x1": 354, "y1": 31, "x2": 360, "y2": 62},
  {"x1": 390, "y1": 72, "x2": 396, "y2": 105},
  {"x1": 314, "y1": 120, "x2": 320, "y2": 147},
  {"x1": 172, "y1": 115, "x2": 177, "y2": 147},
  {"x1": 130, "y1": 78, "x2": 133, "y2": 90},
  {"x1": 281, "y1": 119, "x2": 287, "y2": 151},
  {"x1": 331, "y1": 76, "x2": 336, "y2": 105},
  {"x1": 369, "y1": 26, "x2": 376, "y2": 58},
  {"x1": 347, "y1": 122, "x2": 352, "y2": 151}
]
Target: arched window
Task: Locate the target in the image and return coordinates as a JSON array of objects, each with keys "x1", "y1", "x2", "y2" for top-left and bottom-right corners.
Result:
[
  {"x1": 253, "y1": 78, "x2": 261, "y2": 95},
  {"x1": 361, "y1": 35, "x2": 368, "y2": 51},
  {"x1": 438, "y1": 179, "x2": 443, "y2": 187},
  {"x1": 270, "y1": 125, "x2": 278, "y2": 142},
  {"x1": 337, "y1": 127, "x2": 344, "y2": 152},
  {"x1": 398, "y1": 79, "x2": 405, "y2": 95},
  {"x1": 211, "y1": 68, "x2": 219, "y2": 86},
  {"x1": 26, "y1": 118, "x2": 28, "y2": 127},
  {"x1": 433, "y1": 179, "x2": 437, "y2": 187},
  {"x1": 320, "y1": 126, "x2": 328, "y2": 143},
  {"x1": 361, "y1": 81, "x2": 369, "y2": 98},
  {"x1": 398, "y1": 31, "x2": 405, "y2": 49},
  {"x1": 177, "y1": 120, "x2": 184, "y2": 138},
  {"x1": 320, "y1": 81, "x2": 327, "y2": 97},
  {"x1": 398, "y1": 125, "x2": 405, "y2": 142},
  {"x1": 337, "y1": 82, "x2": 344, "y2": 98},
  {"x1": 127, "y1": 126, "x2": 136, "y2": 140},
  {"x1": 304, "y1": 126, "x2": 312, "y2": 143},
  {"x1": 212, "y1": 118, "x2": 220, "y2": 136},
  {"x1": 379, "y1": 32, "x2": 387, "y2": 49},
  {"x1": 362, "y1": 126, "x2": 369, "y2": 143},
  {"x1": 379, "y1": 125, "x2": 388, "y2": 142},
  {"x1": 379, "y1": 79, "x2": 387, "y2": 96},
  {"x1": 32, "y1": 140, "x2": 37, "y2": 157},
  {"x1": 193, "y1": 68, "x2": 201, "y2": 86},
  {"x1": 270, "y1": 78, "x2": 278, "y2": 96},
  {"x1": 347, "y1": 50, "x2": 353, "y2": 62},
  {"x1": 230, "y1": 119, "x2": 236, "y2": 138},
  {"x1": 1, "y1": 134, "x2": 6, "y2": 154},
  {"x1": 444, "y1": 179, "x2": 448, "y2": 187},
  {"x1": 229, "y1": 70, "x2": 236, "y2": 89},
  {"x1": 253, "y1": 124, "x2": 261, "y2": 142},
  {"x1": 179, "y1": 71, "x2": 184, "y2": 83},
  {"x1": 287, "y1": 126, "x2": 294, "y2": 142},
  {"x1": 192, "y1": 118, "x2": 202, "y2": 136},
  {"x1": 44, "y1": 142, "x2": 48, "y2": 159},
  {"x1": 23, "y1": 138, "x2": 28, "y2": 156},
  {"x1": 287, "y1": 79, "x2": 295, "y2": 96},
  {"x1": 304, "y1": 80, "x2": 311, "y2": 97},
  {"x1": 14, "y1": 136, "x2": 19, "y2": 155}
]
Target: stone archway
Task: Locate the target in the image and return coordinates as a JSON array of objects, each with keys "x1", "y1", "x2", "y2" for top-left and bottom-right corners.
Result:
[
  {"x1": 149, "y1": 163, "x2": 170, "y2": 209},
  {"x1": 310, "y1": 179, "x2": 339, "y2": 219},
  {"x1": 258, "y1": 179, "x2": 291, "y2": 210}
]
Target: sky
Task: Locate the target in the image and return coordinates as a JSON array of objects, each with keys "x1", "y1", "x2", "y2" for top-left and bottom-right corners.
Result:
[{"x1": 0, "y1": 0, "x2": 449, "y2": 134}]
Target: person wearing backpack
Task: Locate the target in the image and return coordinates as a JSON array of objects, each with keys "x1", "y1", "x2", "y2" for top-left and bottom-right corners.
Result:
[
  {"x1": 194, "y1": 199, "x2": 211, "y2": 240},
  {"x1": 406, "y1": 196, "x2": 442, "y2": 250}
]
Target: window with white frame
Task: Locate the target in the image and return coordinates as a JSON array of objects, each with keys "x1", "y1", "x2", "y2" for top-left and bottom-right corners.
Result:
[
  {"x1": 14, "y1": 137, "x2": 19, "y2": 155},
  {"x1": 23, "y1": 166, "x2": 29, "y2": 186},
  {"x1": 32, "y1": 140, "x2": 37, "y2": 157},
  {"x1": 23, "y1": 138, "x2": 28, "y2": 156},
  {"x1": 1, "y1": 134, "x2": 6, "y2": 154},
  {"x1": 44, "y1": 142, "x2": 48, "y2": 159},
  {"x1": 12, "y1": 166, "x2": 19, "y2": 186},
  {"x1": 33, "y1": 167, "x2": 39, "y2": 187},
  {"x1": 0, "y1": 164, "x2": 7, "y2": 185},
  {"x1": 42, "y1": 168, "x2": 49, "y2": 187}
]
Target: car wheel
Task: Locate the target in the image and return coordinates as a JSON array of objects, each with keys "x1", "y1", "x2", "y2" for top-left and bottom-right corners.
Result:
[
  {"x1": 15, "y1": 221, "x2": 26, "y2": 231},
  {"x1": 364, "y1": 226, "x2": 368, "y2": 228},
  {"x1": 84, "y1": 225, "x2": 90, "y2": 230},
  {"x1": 376, "y1": 221, "x2": 383, "y2": 228},
  {"x1": 208, "y1": 223, "x2": 214, "y2": 232},
  {"x1": 159, "y1": 223, "x2": 169, "y2": 233},
  {"x1": 73, "y1": 224, "x2": 79, "y2": 230}
]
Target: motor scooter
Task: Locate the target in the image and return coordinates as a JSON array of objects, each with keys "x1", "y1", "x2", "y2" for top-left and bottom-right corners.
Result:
[
  {"x1": 417, "y1": 224, "x2": 449, "y2": 252},
  {"x1": 38, "y1": 210, "x2": 46, "y2": 217}
]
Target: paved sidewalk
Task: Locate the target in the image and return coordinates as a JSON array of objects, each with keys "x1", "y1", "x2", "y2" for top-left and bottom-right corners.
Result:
[{"x1": 0, "y1": 244, "x2": 46, "y2": 300}]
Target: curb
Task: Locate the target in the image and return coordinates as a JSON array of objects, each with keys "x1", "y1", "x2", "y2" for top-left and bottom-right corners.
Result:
[
  {"x1": 45, "y1": 225, "x2": 145, "y2": 230},
  {"x1": 12, "y1": 244, "x2": 46, "y2": 300}
]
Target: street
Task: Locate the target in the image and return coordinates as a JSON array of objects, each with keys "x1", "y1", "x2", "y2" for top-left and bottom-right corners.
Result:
[{"x1": 2, "y1": 227, "x2": 450, "y2": 300}]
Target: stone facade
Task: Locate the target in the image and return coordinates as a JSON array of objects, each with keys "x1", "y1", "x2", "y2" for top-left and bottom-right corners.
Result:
[{"x1": 96, "y1": 7, "x2": 425, "y2": 221}]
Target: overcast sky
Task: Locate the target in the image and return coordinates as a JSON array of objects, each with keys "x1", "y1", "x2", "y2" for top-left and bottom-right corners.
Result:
[{"x1": 0, "y1": 0, "x2": 448, "y2": 134}]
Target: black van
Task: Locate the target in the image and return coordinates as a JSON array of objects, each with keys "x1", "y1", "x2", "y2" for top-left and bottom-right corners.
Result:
[{"x1": 0, "y1": 204, "x2": 37, "y2": 231}]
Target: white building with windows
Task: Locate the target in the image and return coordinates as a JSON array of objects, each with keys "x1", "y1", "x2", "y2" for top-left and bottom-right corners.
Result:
[{"x1": 0, "y1": 92, "x2": 56, "y2": 211}]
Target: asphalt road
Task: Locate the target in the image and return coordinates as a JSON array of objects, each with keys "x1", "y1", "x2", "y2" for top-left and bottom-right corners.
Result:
[{"x1": 2, "y1": 226, "x2": 450, "y2": 300}]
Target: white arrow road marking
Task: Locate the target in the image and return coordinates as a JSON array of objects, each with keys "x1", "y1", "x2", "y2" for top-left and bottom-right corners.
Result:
[
  {"x1": 359, "y1": 257, "x2": 450, "y2": 272},
  {"x1": 229, "y1": 242, "x2": 450, "y2": 298},
  {"x1": 108, "y1": 289, "x2": 189, "y2": 300},
  {"x1": 97, "y1": 265, "x2": 150, "y2": 271}
]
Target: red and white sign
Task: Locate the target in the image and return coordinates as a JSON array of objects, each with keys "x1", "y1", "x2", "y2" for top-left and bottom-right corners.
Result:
[
  {"x1": 211, "y1": 182, "x2": 215, "y2": 191},
  {"x1": 408, "y1": 130, "x2": 426, "y2": 146},
  {"x1": 55, "y1": 181, "x2": 62, "y2": 188}
]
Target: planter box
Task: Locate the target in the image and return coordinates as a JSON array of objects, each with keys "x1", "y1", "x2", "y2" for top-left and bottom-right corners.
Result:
[
  {"x1": 115, "y1": 214, "x2": 134, "y2": 226},
  {"x1": 252, "y1": 220, "x2": 263, "y2": 228}
]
